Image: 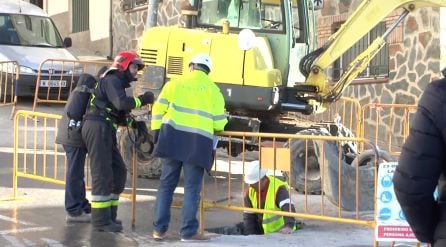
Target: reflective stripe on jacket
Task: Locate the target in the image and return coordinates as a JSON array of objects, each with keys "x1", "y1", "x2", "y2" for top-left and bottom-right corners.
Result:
[
  {"x1": 151, "y1": 70, "x2": 227, "y2": 169},
  {"x1": 248, "y1": 176, "x2": 290, "y2": 234}
]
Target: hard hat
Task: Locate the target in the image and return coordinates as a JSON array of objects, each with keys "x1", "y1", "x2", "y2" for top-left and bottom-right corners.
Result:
[
  {"x1": 189, "y1": 53, "x2": 213, "y2": 72},
  {"x1": 244, "y1": 160, "x2": 267, "y2": 184},
  {"x1": 111, "y1": 51, "x2": 145, "y2": 71}
]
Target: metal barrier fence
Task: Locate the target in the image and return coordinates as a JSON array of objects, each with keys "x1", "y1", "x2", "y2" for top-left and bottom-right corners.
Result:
[
  {"x1": 0, "y1": 60, "x2": 19, "y2": 118},
  {"x1": 13, "y1": 110, "x2": 65, "y2": 198},
  {"x1": 288, "y1": 97, "x2": 362, "y2": 135},
  {"x1": 32, "y1": 59, "x2": 111, "y2": 111},
  {"x1": 12, "y1": 110, "x2": 379, "y2": 227},
  {"x1": 11, "y1": 104, "x2": 417, "y2": 245},
  {"x1": 198, "y1": 131, "x2": 377, "y2": 232},
  {"x1": 360, "y1": 103, "x2": 417, "y2": 156},
  {"x1": 12, "y1": 110, "x2": 139, "y2": 204}
]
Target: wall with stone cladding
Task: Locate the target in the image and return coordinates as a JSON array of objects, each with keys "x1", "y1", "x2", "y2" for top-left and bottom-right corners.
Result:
[
  {"x1": 111, "y1": 0, "x2": 183, "y2": 56},
  {"x1": 317, "y1": 0, "x2": 441, "y2": 149}
]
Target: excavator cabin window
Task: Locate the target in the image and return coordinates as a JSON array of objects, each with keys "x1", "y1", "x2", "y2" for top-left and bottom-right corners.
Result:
[{"x1": 198, "y1": 0, "x2": 285, "y2": 32}]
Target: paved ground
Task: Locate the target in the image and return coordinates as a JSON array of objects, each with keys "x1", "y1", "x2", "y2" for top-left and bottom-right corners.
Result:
[{"x1": 0, "y1": 99, "x2": 426, "y2": 246}]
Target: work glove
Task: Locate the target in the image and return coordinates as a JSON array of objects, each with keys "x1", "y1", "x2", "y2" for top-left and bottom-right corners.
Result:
[
  {"x1": 138, "y1": 91, "x2": 155, "y2": 105},
  {"x1": 133, "y1": 121, "x2": 150, "y2": 144}
]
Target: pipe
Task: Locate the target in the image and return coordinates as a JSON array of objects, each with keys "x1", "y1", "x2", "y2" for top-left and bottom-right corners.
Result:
[
  {"x1": 146, "y1": 0, "x2": 159, "y2": 29},
  {"x1": 281, "y1": 103, "x2": 313, "y2": 114},
  {"x1": 108, "y1": 0, "x2": 113, "y2": 59}
]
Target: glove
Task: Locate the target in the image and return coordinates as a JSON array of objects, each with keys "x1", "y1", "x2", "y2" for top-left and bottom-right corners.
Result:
[
  {"x1": 138, "y1": 91, "x2": 155, "y2": 105},
  {"x1": 133, "y1": 121, "x2": 150, "y2": 143}
]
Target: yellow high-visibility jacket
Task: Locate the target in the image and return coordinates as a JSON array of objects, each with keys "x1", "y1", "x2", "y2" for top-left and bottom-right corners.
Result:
[
  {"x1": 151, "y1": 70, "x2": 227, "y2": 169},
  {"x1": 248, "y1": 176, "x2": 296, "y2": 234}
]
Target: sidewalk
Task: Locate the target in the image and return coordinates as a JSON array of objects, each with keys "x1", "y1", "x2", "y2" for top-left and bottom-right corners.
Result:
[{"x1": 0, "y1": 186, "x2": 376, "y2": 247}]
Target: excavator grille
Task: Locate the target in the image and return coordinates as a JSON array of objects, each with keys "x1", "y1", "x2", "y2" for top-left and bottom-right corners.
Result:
[
  {"x1": 140, "y1": 49, "x2": 157, "y2": 65},
  {"x1": 167, "y1": 56, "x2": 183, "y2": 75}
]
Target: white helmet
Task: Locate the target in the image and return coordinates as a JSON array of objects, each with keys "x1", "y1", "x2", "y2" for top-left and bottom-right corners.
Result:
[
  {"x1": 189, "y1": 53, "x2": 213, "y2": 72},
  {"x1": 244, "y1": 160, "x2": 267, "y2": 184}
]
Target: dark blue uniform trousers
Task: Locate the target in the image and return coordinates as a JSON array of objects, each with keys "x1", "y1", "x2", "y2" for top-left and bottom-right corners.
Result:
[{"x1": 63, "y1": 145, "x2": 91, "y2": 216}]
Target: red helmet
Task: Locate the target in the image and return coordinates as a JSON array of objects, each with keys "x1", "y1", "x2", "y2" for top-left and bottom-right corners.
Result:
[{"x1": 111, "y1": 51, "x2": 144, "y2": 71}]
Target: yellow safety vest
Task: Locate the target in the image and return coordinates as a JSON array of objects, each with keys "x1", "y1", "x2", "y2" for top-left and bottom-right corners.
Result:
[{"x1": 248, "y1": 176, "x2": 293, "y2": 234}]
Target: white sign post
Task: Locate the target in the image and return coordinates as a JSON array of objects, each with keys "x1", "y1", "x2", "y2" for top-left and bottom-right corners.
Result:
[{"x1": 375, "y1": 162, "x2": 418, "y2": 243}]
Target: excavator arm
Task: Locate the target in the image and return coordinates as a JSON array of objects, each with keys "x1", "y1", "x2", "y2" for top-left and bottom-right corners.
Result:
[{"x1": 299, "y1": 0, "x2": 446, "y2": 113}]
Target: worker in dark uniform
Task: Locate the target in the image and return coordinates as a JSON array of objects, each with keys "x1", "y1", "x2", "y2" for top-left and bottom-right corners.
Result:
[
  {"x1": 82, "y1": 51, "x2": 154, "y2": 232},
  {"x1": 56, "y1": 73, "x2": 97, "y2": 223},
  {"x1": 243, "y1": 160, "x2": 298, "y2": 235},
  {"x1": 393, "y1": 78, "x2": 446, "y2": 246}
]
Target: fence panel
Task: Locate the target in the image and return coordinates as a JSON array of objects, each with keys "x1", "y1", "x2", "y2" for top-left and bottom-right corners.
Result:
[
  {"x1": 288, "y1": 97, "x2": 362, "y2": 136},
  {"x1": 0, "y1": 60, "x2": 19, "y2": 118},
  {"x1": 32, "y1": 59, "x2": 111, "y2": 111},
  {"x1": 13, "y1": 102, "x2": 415, "y2": 244},
  {"x1": 199, "y1": 131, "x2": 379, "y2": 236},
  {"x1": 13, "y1": 110, "x2": 66, "y2": 198},
  {"x1": 360, "y1": 103, "x2": 417, "y2": 156}
]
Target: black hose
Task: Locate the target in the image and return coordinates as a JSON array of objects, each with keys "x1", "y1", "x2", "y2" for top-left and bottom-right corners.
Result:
[{"x1": 299, "y1": 47, "x2": 325, "y2": 77}]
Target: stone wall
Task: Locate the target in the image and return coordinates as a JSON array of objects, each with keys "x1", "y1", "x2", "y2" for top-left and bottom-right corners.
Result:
[
  {"x1": 111, "y1": 0, "x2": 183, "y2": 56},
  {"x1": 317, "y1": 0, "x2": 441, "y2": 148}
]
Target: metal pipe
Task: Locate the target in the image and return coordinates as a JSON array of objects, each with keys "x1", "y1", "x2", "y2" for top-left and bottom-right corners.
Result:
[
  {"x1": 281, "y1": 102, "x2": 313, "y2": 114},
  {"x1": 109, "y1": 0, "x2": 113, "y2": 59},
  {"x1": 146, "y1": 0, "x2": 159, "y2": 29}
]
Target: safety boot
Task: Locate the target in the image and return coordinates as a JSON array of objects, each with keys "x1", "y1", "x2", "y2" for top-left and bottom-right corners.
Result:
[
  {"x1": 94, "y1": 222, "x2": 123, "y2": 232},
  {"x1": 91, "y1": 207, "x2": 123, "y2": 232},
  {"x1": 111, "y1": 205, "x2": 122, "y2": 225}
]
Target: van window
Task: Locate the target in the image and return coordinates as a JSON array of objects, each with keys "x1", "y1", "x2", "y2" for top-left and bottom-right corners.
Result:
[{"x1": 0, "y1": 14, "x2": 64, "y2": 47}]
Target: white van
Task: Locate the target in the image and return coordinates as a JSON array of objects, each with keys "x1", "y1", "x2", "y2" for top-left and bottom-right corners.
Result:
[{"x1": 0, "y1": 0, "x2": 78, "y2": 97}]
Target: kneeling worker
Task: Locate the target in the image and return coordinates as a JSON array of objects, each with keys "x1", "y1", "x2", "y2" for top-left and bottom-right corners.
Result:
[{"x1": 243, "y1": 160, "x2": 299, "y2": 235}]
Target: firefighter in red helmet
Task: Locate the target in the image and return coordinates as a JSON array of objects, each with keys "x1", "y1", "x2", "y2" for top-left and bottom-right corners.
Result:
[{"x1": 82, "y1": 51, "x2": 154, "y2": 232}]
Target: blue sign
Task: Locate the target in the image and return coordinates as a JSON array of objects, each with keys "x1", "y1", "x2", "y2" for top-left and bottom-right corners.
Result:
[
  {"x1": 380, "y1": 191, "x2": 392, "y2": 203},
  {"x1": 399, "y1": 210, "x2": 406, "y2": 220},
  {"x1": 375, "y1": 162, "x2": 417, "y2": 242},
  {"x1": 381, "y1": 175, "x2": 393, "y2": 187},
  {"x1": 379, "y1": 208, "x2": 392, "y2": 220}
]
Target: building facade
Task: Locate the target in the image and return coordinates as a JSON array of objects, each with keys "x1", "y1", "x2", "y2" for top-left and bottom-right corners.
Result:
[{"x1": 36, "y1": 0, "x2": 446, "y2": 107}]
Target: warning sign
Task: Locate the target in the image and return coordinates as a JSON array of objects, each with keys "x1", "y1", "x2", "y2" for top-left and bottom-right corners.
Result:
[
  {"x1": 376, "y1": 225, "x2": 416, "y2": 239},
  {"x1": 375, "y1": 162, "x2": 418, "y2": 242}
]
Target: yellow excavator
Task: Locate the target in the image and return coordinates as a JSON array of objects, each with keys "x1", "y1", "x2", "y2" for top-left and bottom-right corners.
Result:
[
  {"x1": 119, "y1": 0, "x2": 446, "y2": 209},
  {"x1": 136, "y1": 0, "x2": 446, "y2": 115}
]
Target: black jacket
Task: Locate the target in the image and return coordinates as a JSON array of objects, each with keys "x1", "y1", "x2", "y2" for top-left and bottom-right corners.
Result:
[
  {"x1": 55, "y1": 114, "x2": 85, "y2": 148},
  {"x1": 55, "y1": 74, "x2": 97, "y2": 148},
  {"x1": 393, "y1": 78, "x2": 446, "y2": 243},
  {"x1": 84, "y1": 70, "x2": 137, "y2": 124}
]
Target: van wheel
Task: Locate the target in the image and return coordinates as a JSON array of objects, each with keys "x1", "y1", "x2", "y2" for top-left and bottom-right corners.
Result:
[
  {"x1": 118, "y1": 127, "x2": 161, "y2": 179},
  {"x1": 283, "y1": 129, "x2": 323, "y2": 194}
]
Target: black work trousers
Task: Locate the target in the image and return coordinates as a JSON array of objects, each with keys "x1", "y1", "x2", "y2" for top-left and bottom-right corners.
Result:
[{"x1": 82, "y1": 119, "x2": 127, "y2": 198}]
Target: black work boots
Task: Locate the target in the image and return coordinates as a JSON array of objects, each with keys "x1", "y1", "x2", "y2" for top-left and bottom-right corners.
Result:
[
  {"x1": 91, "y1": 207, "x2": 123, "y2": 232},
  {"x1": 110, "y1": 205, "x2": 122, "y2": 225}
]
